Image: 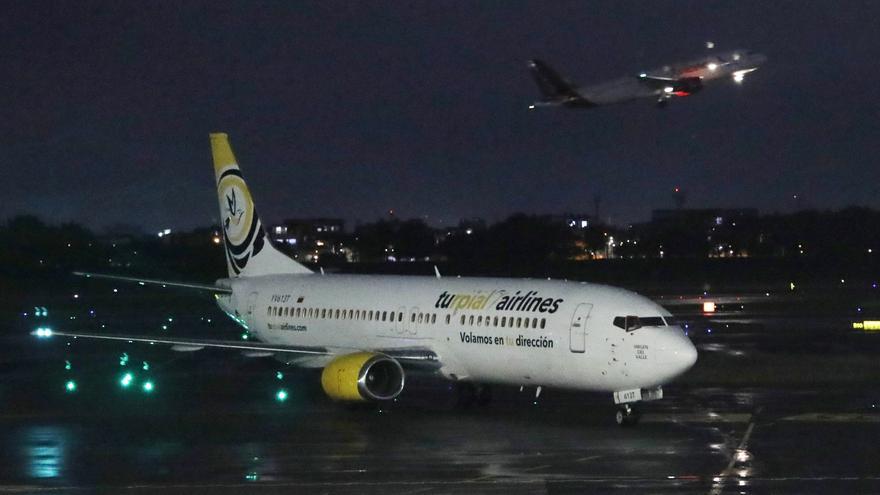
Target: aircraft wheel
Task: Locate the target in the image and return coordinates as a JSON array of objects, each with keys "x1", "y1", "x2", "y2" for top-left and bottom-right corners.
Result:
[
  {"x1": 454, "y1": 383, "x2": 477, "y2": 409},
  {"x1": 615, "y1": 404, "x2": 640, "y2": 427},
  {"x1": 475, "y1": 385, "x2": 493, "y2": 407}
]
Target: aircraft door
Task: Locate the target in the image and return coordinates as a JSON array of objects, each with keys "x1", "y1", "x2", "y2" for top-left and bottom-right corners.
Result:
[
  {"x1": 569, "y1": 303, "x2": 593, "y2": 353},
  {"x1": 246, "y1": 291, "x2": 258, "y2": 327},
  {"x1": 408, "y1": 306, "x2": 420, "y2": 335}
]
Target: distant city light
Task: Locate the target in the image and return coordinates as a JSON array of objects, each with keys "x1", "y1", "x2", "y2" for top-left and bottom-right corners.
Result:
[{"x1": 706, "y1": 41, "x2": 715, "y2": 49}]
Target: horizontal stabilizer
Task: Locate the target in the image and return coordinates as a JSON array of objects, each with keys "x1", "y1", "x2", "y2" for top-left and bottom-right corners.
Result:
[{"x1": 73, "y1": 271, "x2": 232, "y2": 294}]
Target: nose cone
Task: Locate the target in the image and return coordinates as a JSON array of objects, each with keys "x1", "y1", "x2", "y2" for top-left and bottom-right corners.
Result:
[
  {"x1": 677, "y1": 336, "x2": 698, "y2": 371},
  {"x1": 751, "y1": 53, "x2": 768, "y2": 67},
  {"x1": 656, "y1": 328, "x2": 698, "y2": 378}
]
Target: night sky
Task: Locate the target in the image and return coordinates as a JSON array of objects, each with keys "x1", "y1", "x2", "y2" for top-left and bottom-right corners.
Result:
[{"x1": 4, "y1": 1, "x2": 879, "y2": 232}]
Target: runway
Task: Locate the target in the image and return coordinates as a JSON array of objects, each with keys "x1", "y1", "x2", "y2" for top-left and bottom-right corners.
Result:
[{"x1": 3, "y1": 285, "x2": 880, "y2": 493}]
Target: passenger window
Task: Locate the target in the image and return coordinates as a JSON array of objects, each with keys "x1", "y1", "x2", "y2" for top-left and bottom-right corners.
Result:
[
  {"x1": 468, "y1": 315, "x2": 474, "y2": 325},
  {"x1": 493, "y1": 316, "x2": 499, "y2": 327},
  {"x1": 418, "y1": 313, "x2": 424, "y2": 324},
  {"x1": 540, "y1": 318, "x2": 546, "y2": 329},
  {"x1": 321, "y1": 309, "x2": 326, "y2": 319},
  {"x1": 267, "y1": 307, "x2": 272, "y2": 316},
  {"x1": 431, "y1": 314, "x2": 436, "y2": 324},
  {"x1": 516, "y1": 317, "x2": 522, "y2": 328},
  {"x1": 382, "y1": 311, "x2": 387, "y2": 321},
  {"x1": 398, "y1": 312, "x2": 404, "y2": 321},
  {"x1": 477, "y1": 315, "x2": 483, "y2": 326},
  {"x1": 501, "y1": 316, "x2": 506, "y2": 327},
  {"x1": 412, "y1": 313, "x2": 417, "y2": 323},
  {"x1": 524, "y1": 318, "x2": 530, "y2": 329},
  {"x1": 445, "y1": 314, "x2": 451, "y2": 324},
  {"x1": 335, "y1": 309, "x2": 340, "y2": 319},
  {"x1": 460, "y1": 315, "x2": 466, "y2": 325}
]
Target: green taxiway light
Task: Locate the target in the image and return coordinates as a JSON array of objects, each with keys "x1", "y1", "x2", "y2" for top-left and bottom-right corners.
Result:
[
  {"x1": 142, "y1": 361, "x2": 150, "y2": 371},
  {"x1": 241, "y1": 333, "x2": 249, "y2": 340},
  {"x1": 276, "y1": 371, "x2": 283, "y2": 380},
  {"x1": 142, "y1": 381, "x2": 154, "y2": 392},
  {"x1": 65, "y1": 360, "x2": 72, "y2": 371},
  {"x1": 65, "y1": 380, "x2": 77, "y2": 392},
  {"x1": 120, "y1": 372, "x2": 134, "y2": 388},
  {"x1": 276, "y1": 389, "x2": 288, "y2": 402}
]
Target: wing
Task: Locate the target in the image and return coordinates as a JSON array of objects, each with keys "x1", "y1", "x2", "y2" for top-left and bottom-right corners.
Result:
[
  {"x1": 73, "y1": 271, "x2": 231, "y2": 294},
  {"x1": 34, "y1": 329, "x2": 440, "y2": 369}
]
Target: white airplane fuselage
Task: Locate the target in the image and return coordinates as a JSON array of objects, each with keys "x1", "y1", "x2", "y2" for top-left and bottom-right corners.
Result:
[{"x1": 218, "y1": 274, "x2": 697, "y2": 393}]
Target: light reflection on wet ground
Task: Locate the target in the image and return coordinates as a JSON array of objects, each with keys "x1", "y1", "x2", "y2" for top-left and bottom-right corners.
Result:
[{"x1": 4, "y1": 288, "x2": 880, "y2": 493}]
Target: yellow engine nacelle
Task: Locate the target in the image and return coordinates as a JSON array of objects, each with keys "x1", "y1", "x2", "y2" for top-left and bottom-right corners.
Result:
[{"x1": 320, "y1": 352, "x2": 405, "y2": 402}]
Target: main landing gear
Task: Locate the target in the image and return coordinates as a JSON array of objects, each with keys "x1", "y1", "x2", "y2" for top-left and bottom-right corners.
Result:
[{"x1": 615, "y1": 403, "x2": 641, "y2": 426}]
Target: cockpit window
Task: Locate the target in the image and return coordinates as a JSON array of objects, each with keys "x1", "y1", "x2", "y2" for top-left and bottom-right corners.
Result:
[
  {"x1": 639, "y1": 317, "x2": 665, "y2": 327},
  {"x1": 613, "y1": 315, "x2": 671, "y2": 331},
  {"x1": 613, "y1": 315, "x2": 642, "y2": 331},
  {"x1": 663, "y1": 316, "x2": 679, "y2": 326}
]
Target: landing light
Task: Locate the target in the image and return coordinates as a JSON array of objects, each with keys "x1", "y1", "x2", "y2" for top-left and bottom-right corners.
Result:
[
  {"x1": 702, "y1": 301, "x2": 716, "y2": 313},
  {"x1": 733, "y1": 71, "x2": 746, "y2": 83},
  {"x1": 707, "y1": 62, "x2": 718, "y2": 71},
  {"x1": 34, "y1": 327, "x2": 53, "y2": 338}
]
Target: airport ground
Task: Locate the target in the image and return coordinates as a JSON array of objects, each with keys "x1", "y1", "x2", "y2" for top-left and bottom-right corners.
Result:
[{"x1": 2, "y1": 270, "x2": 880, "y2": 493}]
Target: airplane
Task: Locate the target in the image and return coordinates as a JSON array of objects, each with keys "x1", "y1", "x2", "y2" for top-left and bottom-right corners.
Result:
[
  {"x1": 528, "y1": 49, "x2": 767, "y2": 109},
  {"x1": 35, "y1": 133, "x2": 697, "y2": 426}
]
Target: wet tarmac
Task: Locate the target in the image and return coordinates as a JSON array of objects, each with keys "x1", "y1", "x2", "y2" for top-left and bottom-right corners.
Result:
[{"x1": 4, "y1": 286, "x2": 880, "y2": 493}]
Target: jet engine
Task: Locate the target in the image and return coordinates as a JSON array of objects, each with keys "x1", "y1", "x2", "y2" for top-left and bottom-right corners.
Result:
[
  {"x1": 320, "y1": 352, "x2": 405, "y2": 401},
  {"x1": 671, "y1": 77, "x2": 703, "y2": 95}
]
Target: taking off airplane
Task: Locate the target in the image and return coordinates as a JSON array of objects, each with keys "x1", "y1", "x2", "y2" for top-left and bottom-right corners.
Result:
[
  {"x1": 528, "y1": 49, "x2": 767, "y2": 109},
  {"x1": 42, "y1": 134, "x2": 697, "y2": 426}
]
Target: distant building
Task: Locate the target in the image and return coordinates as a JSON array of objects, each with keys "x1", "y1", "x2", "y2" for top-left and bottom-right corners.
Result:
[
  {"x1": 269, "y1": 218, "x2": 351, "y2": 263},
  {"x1": 651, "y1": 208, "x2": 758, "y2": 226}
]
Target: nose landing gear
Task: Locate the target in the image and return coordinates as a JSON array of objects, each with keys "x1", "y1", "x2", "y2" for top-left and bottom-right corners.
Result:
[{"x1": 615, "y1": 404, "x2": 641, "y2": 426}]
